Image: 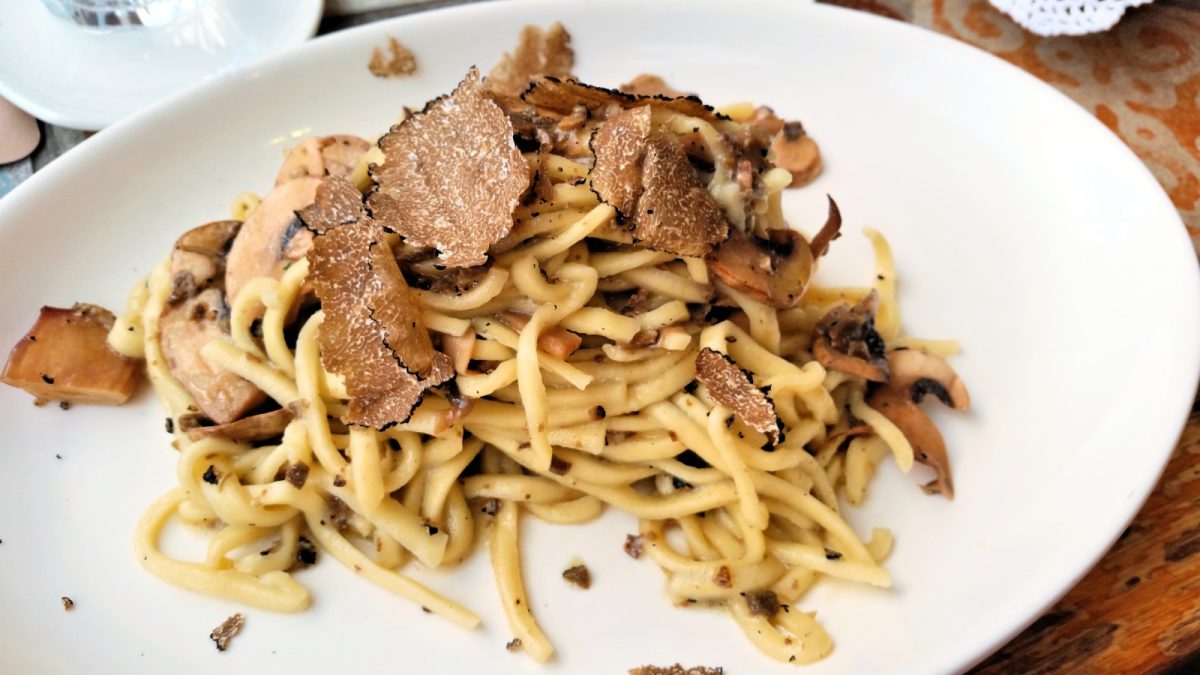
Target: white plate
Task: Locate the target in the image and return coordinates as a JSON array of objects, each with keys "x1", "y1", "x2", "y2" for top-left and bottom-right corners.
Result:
[
  {"x1": 0, "y1": 0, "x2": 323, "y2": 130},
  {"x1": 0, "y1": 1, "x2": 1197, "y2": 673}
]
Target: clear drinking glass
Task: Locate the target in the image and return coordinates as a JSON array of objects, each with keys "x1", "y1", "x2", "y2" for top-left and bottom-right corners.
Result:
[{"x1": 40, "y1": 0, "x2": 204, "y2": 31}]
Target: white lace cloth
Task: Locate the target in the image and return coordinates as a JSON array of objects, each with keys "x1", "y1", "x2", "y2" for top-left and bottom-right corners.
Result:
[{"x1": 989, "y1": 0, "x2": 1155, "y2": 36}]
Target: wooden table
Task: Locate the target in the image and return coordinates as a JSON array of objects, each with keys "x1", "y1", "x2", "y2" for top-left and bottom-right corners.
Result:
[{"x1": 2, "y1": 1, "x2": 1198, "y2": 672}]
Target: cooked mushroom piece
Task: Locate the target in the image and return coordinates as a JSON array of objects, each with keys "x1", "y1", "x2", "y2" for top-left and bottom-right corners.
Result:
[
  {"x1": 178, "y1": 406, "x2": 295, "y2": 442},
  {"x1": 275, "y1": 135, "x2": 372, "y2": 186},
  {"x1": 432, "y1": 384, "x2": 476, "y2": 434},
  {"x1": 2, "y1": 304, "x2": 140, "y2": 405},
  {"x1": 809, "y1": 196, "x2": 842, "y2": 259},
  {"x1": 442, "y1": 329, "x2": 476, "y2": 375},
  {"x1": 811, "y1": 291, "x2": 888, "y2": 382},
  {"x1": 498, "y1": 311, "x2": 582, "y2": 359},
  {"x1": 867, "y1": 349, "x2": 970, "y2": 498},
  {"x1": 160, "y1": 220, "x2": 266, "y2": 424},
  {"x1": 771, "y1": 120, "x2": 822, "y2": 187},
  {"x1": 224, "y1": 176, "x2": 321, "y2": 306},
  {"x1": 706, "y1": 227, "x2": 814, "y2": 309}
]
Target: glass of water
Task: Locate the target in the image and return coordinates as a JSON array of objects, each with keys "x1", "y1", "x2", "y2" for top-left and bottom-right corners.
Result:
[{"x1": 41, "y1": 0, "x2": 204, "y2": 31}]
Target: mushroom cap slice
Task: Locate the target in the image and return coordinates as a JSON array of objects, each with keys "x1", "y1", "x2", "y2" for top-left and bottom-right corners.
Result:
[
  {"x1": 867, "y1": 387, "x2": 955, "y2": 498},
  {"x1": 168, "y1": 219, "x2": 241, "y2": 304},
  {"x1": 809, "y1": 196, "x2": 842, "y2": 259},
  {"x1": 887, "y1": 348, "x2": 970, "y2": 411},
  {"x1": 770, "y1": 121, "x2": 822, "y2": 188},
  {"x1": 179, "y1": 406, "x2": 295, "y2": 442},
  {"x1": 160, "y1": 219, "x2": 267, "y2": 424},
  {"x1": 811, "y1": 291, "x2": 888, "y2": 382},
  {"x1": 160, "y1": 287, "x2": 266, "y2": 424},
  {"x1": 706, "y1": 227, "x2": 814, "y2": 309},
  {"x1": 225, "y1": 176, "x2": 321, "y2": 306},
  {"x1": 867, "y1": 349, "x2": 971, "y2": 498}
]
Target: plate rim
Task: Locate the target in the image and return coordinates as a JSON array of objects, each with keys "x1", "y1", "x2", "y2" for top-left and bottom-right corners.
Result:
[
  {"x1": 0, "y1": 0, "x2": 325, "y2": 130},
  {"x1": 0, "y1": 1, "x2": 1197, "y2": 672}
]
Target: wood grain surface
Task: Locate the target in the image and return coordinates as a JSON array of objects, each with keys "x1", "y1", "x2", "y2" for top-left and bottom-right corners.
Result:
[{"x1": 2, "y1": 1, "x2": 1199, "y2": 672}]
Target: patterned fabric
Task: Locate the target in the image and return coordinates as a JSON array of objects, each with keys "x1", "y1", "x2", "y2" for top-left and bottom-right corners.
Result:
[{"x1": 823, "y1": 0, "x2": 1200, "y2": 253}]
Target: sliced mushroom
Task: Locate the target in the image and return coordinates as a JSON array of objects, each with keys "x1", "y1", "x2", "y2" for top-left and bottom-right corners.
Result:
[
  {"x1": 1, "y1": 304, "x2": 140, "y2": 405},
  {"x1": 160, "y1": 221, "x2": 265, "y2": 424},
  {"x1": 809, "y1": 195, "x2": 842, "y2": 259},
  {"x1": 811, "y1": 291, "x2": 888, "y2": 382},
  {"x1": 887, "y1": 348, "x2": 970, "y2": 411},
  {"x1": 178, "y1": 406, "x2": 295, "y2": 442},
  {"x1": 225, "y1": 176, "x2": 321, "y2": 306},
  {"x1": 867, "y1": 349, "x2": 970, "y2": 498},
  {"x1": 442, "y1": 329, "x2": 476, "y2": 375},
  {"x1": 432, "y1": 383, "x2": 476, "y2": 434},
  {"x1": 275, "y1": 135, "x2": 372, "y2": 186},
  {"x1": 498, "y1": 311, "x2": 582, "y2": 360},
  {"x1": 771, "y1": 121, "x2": 822, "y2": 188},
  {"x1": 168, "y1": 219, "x2": 240, "y2": 304},
  {"x1": 706, "y1": 228, "x2": 814, "y2": 309}
]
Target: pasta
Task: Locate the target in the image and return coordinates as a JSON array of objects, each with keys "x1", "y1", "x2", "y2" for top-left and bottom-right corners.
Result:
[{"x1": 88, "y1": 24, "x2": 974, "y2": 667}]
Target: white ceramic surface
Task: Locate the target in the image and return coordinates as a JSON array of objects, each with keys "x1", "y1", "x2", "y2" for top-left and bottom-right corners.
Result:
[
  {"x1": 0, "y1": 1, "x2": 1197, "y2": 673},
  {"x1": 0, "y1": 0, "x2": 323, "y2": 130}
]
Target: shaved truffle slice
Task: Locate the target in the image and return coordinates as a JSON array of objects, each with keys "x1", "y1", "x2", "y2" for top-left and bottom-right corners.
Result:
[
  {"x1": 522, "y1": 77, "x2": 726, "y2": 123},
  {"x1": 620, "y1": 74, "x2": 689, "y2": 98},
  {"x1": 694, "y1": 348, "x2": 780, "y2": 445},
  {"x1": 485, "y1": 23, "x2": 574, "y2": 99},
  {"x1": 2, "y1": 304, "x2": 140, "y2": 405},
  {"x1": 366, "y1": 238, "x2": 452, "y2": 379},
  {"x1": 634, "y1": 133, "x2": 728, "y2": 256},
  {"x1": 811, "y1": 291, "x2": 888, "y2": 382},
  {"x1": 368, "y1": 37, "x2": 417, "y2": 78},
  {"x1": 299, "y1": 176, "x2": 366, "y2": 234},
  {"x1": 589, "y1": 106, "x2": 652, "y2": 217},
  {"x1": 369, "y1": 68, "x2": 530, "y2": 267},
  {"x1": 309, "y1": 221, "x2": 451, "y2": 428}
]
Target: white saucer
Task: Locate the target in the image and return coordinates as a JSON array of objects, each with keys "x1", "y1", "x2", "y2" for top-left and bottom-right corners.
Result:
[{"x1": 0, "y1": 0, "x2": 323, "y2": 130}]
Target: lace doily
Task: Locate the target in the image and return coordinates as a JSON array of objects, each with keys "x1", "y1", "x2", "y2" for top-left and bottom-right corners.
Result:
[{"x1": 989, "y1": 0, "x2": 1155, "y2": 36}]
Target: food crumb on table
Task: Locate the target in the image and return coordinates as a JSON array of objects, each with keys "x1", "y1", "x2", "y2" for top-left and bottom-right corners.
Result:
[
  {"x1": 624, "y1": 534, "x2": 643, "y2": 559},
  {"x1": 562, "y1": 563, "x2": 591, "y2": 589},
  {"x1": 210, "y1": 613, "x2": 245, "y2": 652},
  {"x1": 628, "y1": 664, "x2": 723, "y2": 675},
  {"x1": 369, "y1": 37, "x2": 417, "y2": 78}
]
